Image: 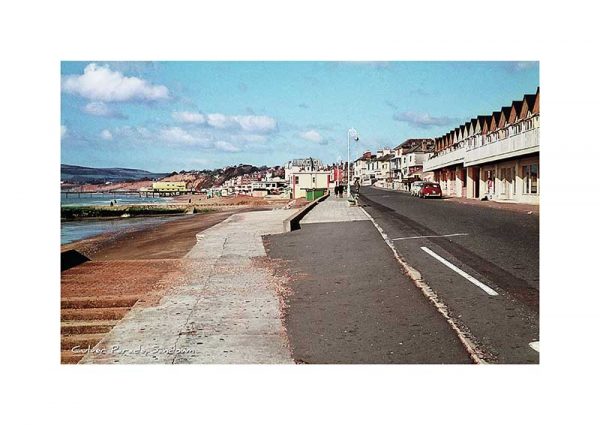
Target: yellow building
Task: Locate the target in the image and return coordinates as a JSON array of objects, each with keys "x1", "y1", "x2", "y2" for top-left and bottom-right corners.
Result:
[{"x1": 152, "y1": 181, "x2": 188, "y2": 192}]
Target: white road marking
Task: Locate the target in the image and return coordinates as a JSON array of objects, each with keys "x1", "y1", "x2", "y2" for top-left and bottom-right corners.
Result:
[
  {"x1": 360, "y1": 207, "x2": 487, "y2": 364},
  {"x1": 392, "y1": 233, "x2": 468, "y2": 241},
  {"x1": 420, "y1": 246, "x2": 499, "y2": 296},
  {"x1": 529, "y1": 341, "x2": 539, "y2": 352}
]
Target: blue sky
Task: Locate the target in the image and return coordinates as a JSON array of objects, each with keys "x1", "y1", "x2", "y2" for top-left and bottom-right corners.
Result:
[{"x1": 61, "y1": 61, "x2": 539, "y2": 172}]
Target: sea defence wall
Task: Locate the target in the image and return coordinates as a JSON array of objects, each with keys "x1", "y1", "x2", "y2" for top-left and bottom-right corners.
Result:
[
  {"x1": 282, "y1": 192, "x2": 330, "y2": 232},
  {"x1": 61, "y1": 205, "x2": 212, "y2": 220}
]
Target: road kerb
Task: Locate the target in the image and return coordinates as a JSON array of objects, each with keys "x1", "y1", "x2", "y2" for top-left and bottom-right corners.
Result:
[{"x1": 360, "y1": 206, "x2": 489, "y2": 365}]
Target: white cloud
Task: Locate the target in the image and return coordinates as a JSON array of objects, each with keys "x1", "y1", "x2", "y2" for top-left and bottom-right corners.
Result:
[
  {"x1": 172, "y1": 111, "x2": 206, "y2": 124},
  {"x1": 159, "y1": 127, "x2": 196, "y2": 143},
  {"x1": 300, "y1": 129, "x2": 323, "y2": 142},
  {"x1": 62, "y1": 63, "x2": 169, "y2": 102},
  {"x1": 175, "y1": 111, "x2": 277, "y2": 133},
  {"x1": 215, "y1": 141, "x2": 241, "y2": 152},
  {"x1": 513, "y1": 61, "x2": 537, "y2": 71},
  {"x1": 158, "y1": 127, "x2": 213, "y2": 147},
  {"x1": 83, "y1": 101, "x2": 126, "y2": 119},
  {"x1": 100, "y1": 129, "x2": 113, "y2": 140},
  {"x1": 61, "y1": 125, "x2": 67, "y2": 138},
  {"x1": 393, "y1": 111, "x2": 454, "y2": 128},
  {"x1": 113, "y1": 126, "x2": 153, "y2": 141},
  {"x1": 235, "y1": 115, "x2": 277, "y2": 132},
  {"x1": 112, "y1": 124, "x2": 264, "y2": 152},
  {"x1": 206, "y1": 113, "x2": 232, "y2": 129},
  {"x1": 230, "y1": 134, "x2": 268, "y2": 143}
]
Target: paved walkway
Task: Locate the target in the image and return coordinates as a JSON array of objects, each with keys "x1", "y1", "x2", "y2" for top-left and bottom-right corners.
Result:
[
  {"x1": 301, "y1": 195, "x2": 368, "y2": 224},
  {"x1": 81, "y1": 209, "x2": 296, "y2": 364}
]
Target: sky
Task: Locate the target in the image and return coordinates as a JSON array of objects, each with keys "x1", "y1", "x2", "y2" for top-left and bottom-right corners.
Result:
[{"x1": 61, "y1": 61, "x2": 539, "y2": 172}]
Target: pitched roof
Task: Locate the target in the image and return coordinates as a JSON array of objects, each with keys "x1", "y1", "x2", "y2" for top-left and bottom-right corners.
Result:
[
  {"x1": 490, "y1": 111, "x2": 501, "y2": 131},
  {"x1": 377, "y1": 153, "x2": 395, "y2": 161},
  {"x1": 499, "y1": 106, "x2": 512, "y2": 127},
  {"x1": 509, "y1": 100, "x2": 523, "y2": 123},
  {"x1": 532, "y1": 88, "x2": 540, "y2": 114}
]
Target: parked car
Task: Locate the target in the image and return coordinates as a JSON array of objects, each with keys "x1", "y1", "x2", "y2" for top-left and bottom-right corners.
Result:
[
  {"x1": 410, "y1": 181, "x2": 424, "y2": 196},
  {"x1": 418, "y1": 182, "x2": 442, "y2": 198}
]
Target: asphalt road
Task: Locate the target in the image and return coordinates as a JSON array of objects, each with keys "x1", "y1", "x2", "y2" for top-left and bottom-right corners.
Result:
[
  {"x1": 359, "y1": 186, "x2": 539, "y2": 363},
  {"x1": 266, "y1": 221, "x2": 472, "y2": 364}
]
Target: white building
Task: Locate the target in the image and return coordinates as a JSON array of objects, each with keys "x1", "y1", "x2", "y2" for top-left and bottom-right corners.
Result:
[
  {"x1": 423, "y1": 88, "x2": 540, "y2": 204},
  {"x1": 353, "y1": 151, "x2": 377, "y2": 186},
  {"x1": 290, "y1": 170, "x2": 332, "y2": 199},
  {"x1": 284, "y1": 157, "x2": 323, "y2": 182},
  {"x1": 390, "y1": 139, "x2": 433, "y2": 189}
]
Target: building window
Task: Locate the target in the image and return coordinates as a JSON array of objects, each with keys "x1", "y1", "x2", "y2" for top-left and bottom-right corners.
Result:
[
  {"x1": 294, "y1": 176, "x2": 299, "y2": 184},
  {"x1": 312, "y1": 177, "x2": 316, "y2": 184},
  {"x1": 523, "y1": 164, "x2": 539, "y2": 194}
]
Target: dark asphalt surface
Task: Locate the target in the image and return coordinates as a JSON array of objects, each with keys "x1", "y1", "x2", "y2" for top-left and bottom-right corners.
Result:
[
  {"x1": 265, "y1": 221, "x2": 472, "y2": 364},
  {"x1": 359, "y1": 186, "x2": 539, "y2": 363}
]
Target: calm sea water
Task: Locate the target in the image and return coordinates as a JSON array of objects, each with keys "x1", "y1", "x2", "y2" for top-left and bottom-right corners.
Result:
[
  {"x1": 61, "y1": 215, "x2": 185, "y2": 245},
  {"x1": 61, "y1": 192, "x2": 174, "y2": 206},
  {"x1": 61, "y1": 193, "x2": 183, "y2": 244}
]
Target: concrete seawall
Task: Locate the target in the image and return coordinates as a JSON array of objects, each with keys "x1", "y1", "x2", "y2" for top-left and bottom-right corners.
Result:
[{"x1": 283, "y1": 192, "x2": 330, "y2": 232}]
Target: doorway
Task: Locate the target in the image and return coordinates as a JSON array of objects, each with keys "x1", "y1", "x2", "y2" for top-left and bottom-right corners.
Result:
[{"x1": 473, "y1": 167, "x2": 480, "y2": 198}]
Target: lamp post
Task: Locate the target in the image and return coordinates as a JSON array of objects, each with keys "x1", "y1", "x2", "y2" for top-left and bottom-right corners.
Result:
[{"x1": 347, "y1": 128, "x2": 359, "y2": 200}]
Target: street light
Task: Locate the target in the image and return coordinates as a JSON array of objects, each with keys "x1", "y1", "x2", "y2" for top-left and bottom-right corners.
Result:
[{"x1": 347, "y1": 128, "x2": 359, "y2": 200}]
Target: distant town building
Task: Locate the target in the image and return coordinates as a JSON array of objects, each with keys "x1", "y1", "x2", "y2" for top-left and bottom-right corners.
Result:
[
  {"x1": 390, "y1": 139, "x2": 435, "y2": 190},
  {"x1": 284, "y1": 157, "x2": 324, "y2": 182},
  {"x1": 290, "y1": 170, "x2": 331, "y2": 199},
  {"x1": 152, "y1": 181, "x2": 189, "y2": 193},
  {"x1": 353, "y1": 151, "x2": 377, "y2": 186}
]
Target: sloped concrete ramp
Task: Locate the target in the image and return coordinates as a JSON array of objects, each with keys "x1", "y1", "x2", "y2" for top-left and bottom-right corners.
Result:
[{"x1": 81, "y1": 209, "x2": 296, "y2": 364}]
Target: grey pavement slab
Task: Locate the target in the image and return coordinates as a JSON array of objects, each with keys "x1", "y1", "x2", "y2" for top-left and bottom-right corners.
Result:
[{"x1": 81, "y1": 209, "x2": 296, "y2": 364}]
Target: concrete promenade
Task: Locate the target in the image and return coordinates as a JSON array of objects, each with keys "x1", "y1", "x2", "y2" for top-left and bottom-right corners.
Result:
[
  {"x1": 81, "y1": 209, "x2": 296, "y2": 364},
  {"x1": 301, "y1": 195, "x2": 368, "y2": 224}
]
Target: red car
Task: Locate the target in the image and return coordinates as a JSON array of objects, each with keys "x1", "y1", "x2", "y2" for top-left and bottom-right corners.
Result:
[{"x1": 418, "y1": 182, "x2": 442, "y2": 198}]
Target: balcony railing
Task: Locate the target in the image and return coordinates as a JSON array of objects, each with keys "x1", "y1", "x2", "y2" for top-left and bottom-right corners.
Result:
[
  {"x1": 423, "y1": 146, "x2": 465, "y2": 172},
  {"x1": 465, "y1": 126, "x2": 539, "y2": 166}
]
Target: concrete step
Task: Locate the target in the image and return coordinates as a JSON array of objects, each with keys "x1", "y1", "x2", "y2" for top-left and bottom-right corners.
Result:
[
  {"x1": 61, "y1": 320, "x2": 119, "y2": 335},
  {"x1": 61, "y1": 307, "x2": 131, "y2": 321},
  {"x1": 61, "y1": 296, "x2": 140, "y2": 309},
  {"x1": 61, "y1": 333, "x2": 106, "y2": 351}
]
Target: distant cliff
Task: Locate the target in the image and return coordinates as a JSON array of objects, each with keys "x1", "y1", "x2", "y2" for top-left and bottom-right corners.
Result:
[{"x1": 61, "y1": 164, "x2": 168, "y2": 184}]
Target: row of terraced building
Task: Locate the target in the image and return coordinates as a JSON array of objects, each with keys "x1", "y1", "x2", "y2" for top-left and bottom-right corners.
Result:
[{"x1": 423, "y1": 88, "x2": 540, "y2": 204}]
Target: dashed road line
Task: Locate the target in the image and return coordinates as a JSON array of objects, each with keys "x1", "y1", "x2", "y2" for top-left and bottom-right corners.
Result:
[
  {"x1": 529, "y1": 341, "x2": 539, "y2": 352},
  {"x1": 420, "y1": 246, "x2": 499, "y2": 296},
  {"x1": 360, "y1": 206, "x2": 487, "y2": 364},
  {"x1": 392, "y1": 233, "x2": 468, "y2": 241}
]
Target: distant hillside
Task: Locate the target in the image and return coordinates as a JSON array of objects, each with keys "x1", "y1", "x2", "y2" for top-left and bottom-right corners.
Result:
[
  {"x1": 61, "y1": 164, "x2": 168, "y2": 184},
  {"x1": 61, "y1": 163, "x2": 281, "y2": 189}
]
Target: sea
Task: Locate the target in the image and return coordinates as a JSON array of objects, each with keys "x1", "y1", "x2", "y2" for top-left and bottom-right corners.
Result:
[{"x1": 60, "y1": 192, "x2": 182, "y2": 245}]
